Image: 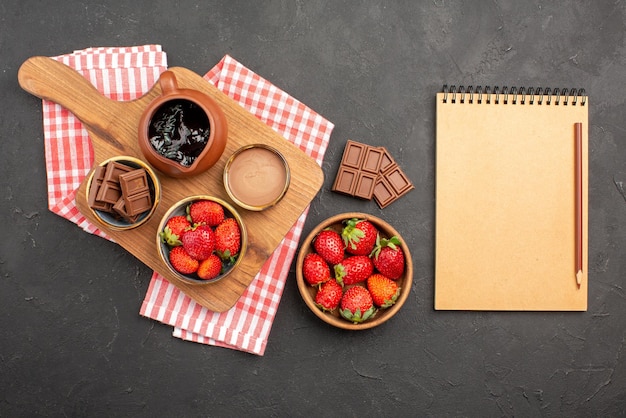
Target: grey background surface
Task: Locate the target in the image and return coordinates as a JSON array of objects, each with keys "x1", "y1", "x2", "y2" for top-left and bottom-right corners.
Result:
[{"x1": 2, "y1": 1, "x2": 625, "y2": 416}]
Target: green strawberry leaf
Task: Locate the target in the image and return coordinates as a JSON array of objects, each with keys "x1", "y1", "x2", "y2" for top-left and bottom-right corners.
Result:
[
  {"x1": 159, "y1": 226, "x2": 182, "y2": 247},
  {"x1": 380, "y1": 288, "x2": 401, "y2": 308},
  {"x1": 361, "y1": 306, "x2": 377, "y2": 322},
  {"x1": 334, "y1": 264, "x2": 346, "y2": 286},
  {"x1": 371, "y1": 235, "x2": 402, "y2": 258},
  {"x1": 341, "y1": 218, "x2": 366, "y2": 249}
]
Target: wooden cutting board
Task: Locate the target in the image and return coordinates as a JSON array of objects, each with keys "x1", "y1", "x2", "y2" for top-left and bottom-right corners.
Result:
[{"x1": 18, "y1": 56, "x2": 324, "y2": 312}]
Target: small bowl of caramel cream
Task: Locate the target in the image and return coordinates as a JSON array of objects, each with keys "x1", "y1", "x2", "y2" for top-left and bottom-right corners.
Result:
[{"x1": 223, "y1": 144, "x2": 290, "y2": 211}]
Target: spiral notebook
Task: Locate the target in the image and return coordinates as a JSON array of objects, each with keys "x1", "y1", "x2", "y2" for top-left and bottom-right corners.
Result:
[{"x1": 435, "y1": 86, "x2": 588, "y2": 311}]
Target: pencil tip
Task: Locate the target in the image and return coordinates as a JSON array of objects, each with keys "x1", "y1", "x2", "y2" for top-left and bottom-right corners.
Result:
[{"x1": 576, "y1": 270, "x2": 583, "y2": 288}]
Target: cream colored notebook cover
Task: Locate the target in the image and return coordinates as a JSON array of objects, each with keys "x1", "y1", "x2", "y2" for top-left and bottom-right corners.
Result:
[{"x1": 435, "y1": 86, "x2": 588, "y2": 311}]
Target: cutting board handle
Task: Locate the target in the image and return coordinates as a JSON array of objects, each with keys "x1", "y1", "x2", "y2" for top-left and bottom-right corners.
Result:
[{"x1": 18, "y1": 56, "x2": 124, "y2": 132}]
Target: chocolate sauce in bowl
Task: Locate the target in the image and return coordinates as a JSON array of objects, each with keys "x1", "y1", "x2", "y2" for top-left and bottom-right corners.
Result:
[{"x1": 148, "y1": 99, "x2": 210, "y2": 167}]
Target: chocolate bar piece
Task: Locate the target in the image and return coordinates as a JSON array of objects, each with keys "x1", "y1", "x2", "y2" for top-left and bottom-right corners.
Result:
[
  {"x1": 124, "y1": 190, "x2": 152, "y2": 216},
  {"x1": 362, "y1": 147, "x2": 384, "y2": 173},
  {"x1": 119, "y1": 169, "x2": 149, "y2": 197},
  {"x1": 112, "y1": 196, "x2": 129, "y2": 218},
  {"x1": 88, "y1": 161, "x2": 153, "y2": 224},
  {"x1": 119, "y1": 169, "x2": 152, "y2": 217},
  {"x1": 378, "y1": 147, "x2": 395, "y2": 173},
  {"x1": 95, "y1": 180, "x2": 122, "y2": 204},
  {"x1": 332, "y1": 140, "x2": 384, "y2": 200},
  {"x1": 333, "y1": 166, "x2": 359, "y2": 195},
  {"x1": 332, "y1": 140, "x2": 413, "y2": 208},
  {"x1": 355, "y1": 172, "x2": 377, "y2": 198},
  {"x1": 373, "y1": 180, "x2": 395, "y2": 208},
  {"x1": 88, "y1": 166, "x2": 112, "y2": 211},
  {"x1": 341, "y1": 140, "x2": 366, "y2": 168},
  {"x1": 373, "y1": 148, "x2": 414, "y2": 209},
  {"x1": 104, "y1": 161, "x2": 134, "y2": 183},
  {"x1": 112, "y1": 197, "x2": 141, "y2": 223}
]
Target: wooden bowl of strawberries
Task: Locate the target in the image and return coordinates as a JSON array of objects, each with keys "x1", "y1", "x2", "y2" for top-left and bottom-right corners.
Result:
[
  {"x1": 295, "y1": 212, "x2": 412, "y2": 330},
  {"x1": 156, "y1": 195, "x2": 247, "y2": 284}
]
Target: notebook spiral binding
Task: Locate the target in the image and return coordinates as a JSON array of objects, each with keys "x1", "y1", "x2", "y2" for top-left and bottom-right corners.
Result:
[{"x1": 442, "y1": 85, "x2": 587, "y2": 106}]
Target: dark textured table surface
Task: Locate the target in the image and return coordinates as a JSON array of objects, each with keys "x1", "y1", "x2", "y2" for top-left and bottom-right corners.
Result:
[{"x1": 2, "y1": 1, "x2": 625, "y2": 416}]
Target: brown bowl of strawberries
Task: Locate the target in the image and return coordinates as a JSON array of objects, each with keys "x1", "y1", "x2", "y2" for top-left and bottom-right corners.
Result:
[
  {"x1": 156, "y1": 195, "x2": 247, "y2": 284},
  {"x1": 295, "y1": 212, "x2": 412, "y2": 330}
]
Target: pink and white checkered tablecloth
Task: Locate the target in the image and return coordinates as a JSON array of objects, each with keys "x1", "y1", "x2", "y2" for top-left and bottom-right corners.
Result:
[{"x1": 41, "y1": 45, "x2": 333, "y2": 355}]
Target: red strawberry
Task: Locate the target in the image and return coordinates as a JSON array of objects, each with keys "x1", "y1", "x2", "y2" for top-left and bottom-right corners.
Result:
[
  {"x1": 159, "y1": 215, "x2": 191, "y2": 246},
  {"x1": 197, "y1": 253, "x2": 223, "y2": 280},
  {"x1": 371, "y1": 236, "x2": 405, "y2": 279},
  {"x1": 313, "y1": 229, "x2": 345, "y2": 265},
  {"x1": 334, "y1": 255, "x2": 374, "y2": 286},
  {"x1": 302, "y1": 253, "x2": 331, "y2": 286},
  {"x1": 339, "y1": 286, "x2": 376, "y2": 323},
  {"x1": 187, "y1": 200, "x2": 224, "y2": 226},
  {"x1": 367, "y1": 274, "x2": 401, "y2": 308},
  {"x1": 342, "y1": 218, "x2": 378, "y2": 256},
  {"x1": 182, "y1": 225, "x2": 215, "y2": 261},
  {"x1": 214, "y1": 218, "x2": 241, "y2": 262},
  {"x1": 169, "y1": 246, "x2": 199, "y2": 275},
  {"x1": 314, "y1": 279, "x2": 343, "y2": 312}
]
